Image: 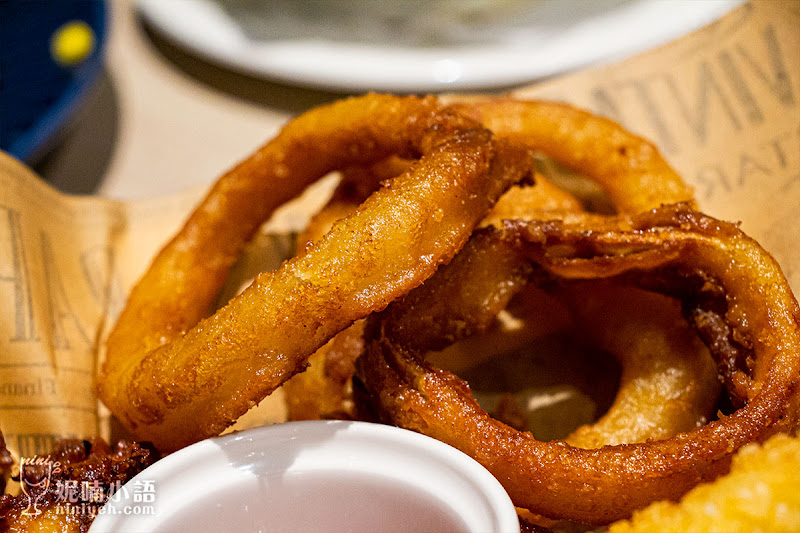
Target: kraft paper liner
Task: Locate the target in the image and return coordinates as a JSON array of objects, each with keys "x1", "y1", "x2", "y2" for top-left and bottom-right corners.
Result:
[{"x1": 0, "y1": 0, "x2": 797, "y2": 459}]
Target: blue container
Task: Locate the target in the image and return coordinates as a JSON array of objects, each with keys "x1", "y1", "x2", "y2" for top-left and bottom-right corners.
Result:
[{"x1": 0, "y1": 1, "x2": 108, "y2": 162}]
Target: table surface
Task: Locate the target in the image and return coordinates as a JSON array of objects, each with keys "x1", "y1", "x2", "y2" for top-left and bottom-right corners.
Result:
[{"x1": 35, "y1": 2, "x2": 350, "y2": 201}]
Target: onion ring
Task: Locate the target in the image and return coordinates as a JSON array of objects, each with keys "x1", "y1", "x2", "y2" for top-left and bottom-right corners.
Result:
[
  {"x1": 368, "y1": 231, "x2": 718, "y2": 450},
  {"x1": 435, "y1": 96, "x2": 718, "y2": 446},
  {"x1": 283, "y1": 173, "x2": 587, "y2": 422},
  {"x1": 447, "y1": 97, "x2": 696, "y2": 213},
  {"x1": 562, "y1": 284, "x2": 720, "y2": 448},
  {"x1": 357, "y1": 204, "x2": 800, "y2": 525},
  {"x1": 369, "y1": 231, "x2": 719, "y2": 449},
  {"x1": 283, "y1": 175, "x2": 369, "y2": 422},
  {"x1": 97, "y1": 94, "x2": 532, "y2": 451},
  {"x1": 286, "y1": 97, "x2": 713, "y2": 440}
]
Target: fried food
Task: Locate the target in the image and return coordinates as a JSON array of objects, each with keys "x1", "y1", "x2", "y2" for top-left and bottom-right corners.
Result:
[
  {"x1": 284, "y1": 173, "x2": 580, "y2": 422},
  {"x1": 608, "y1": 432, "x2": 800, "y2": 532},
  {"x1": 361, "y1": 218, "x2": 718, "y2": 450},
  {"x1": 97, "y1": 94, "x2": 532, "y2": 451},
  {"x1": 0, "y1": 432, "x2": 13, "y2": 496},
  {"x1": 447, "y1": 97, "x2": 696, "y2": 212},
  {"x1": 282, "y1": 170, "x2": 372, "y2": 421},
  {"x1": 0, "y1": 438, "x2": 157, "y2": 533},
  {"x1": 357, "y1": 205, "x2": 800, "y2": 525},
  {"x1": 286, "y1": 97, "x2": 698, "y2": 426},
  {"x1": 562, "y1": 285, "x2": 720, "y2": 448},
  {"x1": 94, "y1": 92, "x2": 800, "y2": 530}
]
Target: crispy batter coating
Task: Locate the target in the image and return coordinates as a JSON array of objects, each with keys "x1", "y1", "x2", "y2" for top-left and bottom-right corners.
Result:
[
  {"x1": 447, "y1": 97, "x2": 696, "y2": 213},
  {"x1": 0, "y1": 439, "x2": 157, "y2": 533},
  {"x1": 286, "y1": 97, "x2": 697, "y2": 426},
  {"x1": 284, "y1": 320, "x2": 366, "y2": 421},
  {"x1": 608, "y1": 433, "x2": 800, "y2": 533},
  {"x1": 98, "y1": 94, "x2": 531, "y2": 451},
  {"x1": 283, "y1": 177, "x2": 367, "y2": 421},
  {"x1": 357, "y1": 206, "x2": 800, "y2": 525},
  {"x1": 563, "y1": 285, "x2": 720, "y2": 448}
]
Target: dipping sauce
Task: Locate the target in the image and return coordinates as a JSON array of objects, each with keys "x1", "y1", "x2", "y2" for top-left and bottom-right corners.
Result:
[{"x1": 156, "y1": 470, "x2": 470, "y2": 533}]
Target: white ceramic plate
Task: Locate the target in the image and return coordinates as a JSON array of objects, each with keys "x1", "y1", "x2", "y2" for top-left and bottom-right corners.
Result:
[
  {"x1": 89, "y1": 421, "x2": 519, "y2": 532},
  {"x1": 137, "y1": 0, "x2": 743, "y2": 92}
]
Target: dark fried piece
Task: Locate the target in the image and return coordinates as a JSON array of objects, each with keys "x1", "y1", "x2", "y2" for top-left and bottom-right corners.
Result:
[
  {"x1": 357, "y1": 205, "x2": 800, "y2": 524},
  {"x1": 0, "y1": 438, "x2": 158, "y2": 533},
  {"x1": 0, "y1": 432, "x2": 13, "y2": 495}
]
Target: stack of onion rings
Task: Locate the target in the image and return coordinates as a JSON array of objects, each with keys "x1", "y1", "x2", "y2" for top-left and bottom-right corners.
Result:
[
  {"x1": 97, "y1": 94, "x2": 800, "y2": 528},
  {"x1": 285, "y1": 97, "x2": 718, "y2": 445},
  {"x1": 98, "y1": 94, "x2": 532, "y2": 452},
  {"x1": 356, "y1": 205, "x2": 800, "y2": 524}
]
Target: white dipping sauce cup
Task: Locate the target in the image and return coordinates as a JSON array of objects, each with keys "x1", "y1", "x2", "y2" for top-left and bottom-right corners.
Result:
[{"x1": 90, "y1": 421, "x2": 519, "y2": 532}]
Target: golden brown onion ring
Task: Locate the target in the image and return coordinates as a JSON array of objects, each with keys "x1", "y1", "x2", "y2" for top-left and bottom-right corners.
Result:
[
  {"x1": 286, "y1": 97, "x2": 709, "y2": 431},
  {"x1": 447, "y1": 97, "x2": 696, "y2": 213},
  {"x1": 562, "y1": 285, "x2": 720, "y2": 448},
  {"x1": 283, "y1": 170, "x2": 588, "y2": 422},
  {"x1": 97, "y1": 94, "x2": 532, "y2": 451},
  {"x1": 357, "y1": 204, "x2": 800, "y2": 525},
  {"x1": 283, "y1": 175, "x2": 369, "y2": 422},
  {"x1": 285, "y1": 95, "x2": 694, "y2": 423}
]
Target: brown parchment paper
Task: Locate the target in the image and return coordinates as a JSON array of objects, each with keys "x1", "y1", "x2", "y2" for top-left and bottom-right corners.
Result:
[{"x1": 0, "y1": 0, "x2": 797, "y2": 459}]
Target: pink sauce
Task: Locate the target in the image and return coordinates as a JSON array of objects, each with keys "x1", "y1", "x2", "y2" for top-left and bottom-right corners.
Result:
[{"x1": 156, "y1": 470, "x2": 470, "y2": 532}]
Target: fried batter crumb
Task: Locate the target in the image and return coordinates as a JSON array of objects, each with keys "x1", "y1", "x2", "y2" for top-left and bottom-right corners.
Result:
[
  {"x1": 608, "y1": 433, "x2": 800, "y2": 533},
  {"x1": 0, "y1": 438, "x2": 158, "y2": 533}
]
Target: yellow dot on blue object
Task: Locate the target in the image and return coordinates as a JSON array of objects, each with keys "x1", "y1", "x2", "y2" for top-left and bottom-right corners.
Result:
[{"x1": 50, "y1": 20, "x2": 96, "y2": 66}]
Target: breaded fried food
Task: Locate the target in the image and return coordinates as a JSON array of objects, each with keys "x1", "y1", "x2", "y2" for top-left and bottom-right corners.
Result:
[
  {"x1": 97, "y1": 94, "x2": 531, "y2": 452},
  {"x1": 0, "y1": 438, "x2": 157, "y2": 533},
  {"x1": 608, "y1": 433, "x2": 800, "y2": 533}
]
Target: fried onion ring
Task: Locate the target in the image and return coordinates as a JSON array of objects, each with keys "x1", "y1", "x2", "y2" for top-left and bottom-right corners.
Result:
[
  {"x1": 367, "y1": 229, "x2": 718, "y2": 450},
  {"x1": 447, "y1": 97, "x2": 696, "y2": 213},
  {"x1": 357, "y1": 205, "x2": 800, "y2": 525},
  {"x1": 98, "y1": 94, "x2": 532, "y2": 451},
  {"x1": 283, "y1": 173, "x2": 590, "y2": 422},
  {"x1": 283, "y1": 175, "x2": 370, "y2": 422},
  {"x1": 286, "y1": 98, "x2": 718, "y2": 448},
  {"x1": 562, "y1": 285, "x2": 720, "y2": 448}
]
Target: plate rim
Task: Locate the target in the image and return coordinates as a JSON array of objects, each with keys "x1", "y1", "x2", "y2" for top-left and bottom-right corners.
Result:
[{"x1": 136, "y1": 0, "x2": 744, "y2": 92}]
